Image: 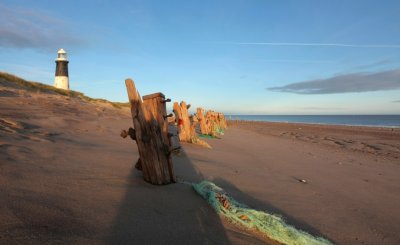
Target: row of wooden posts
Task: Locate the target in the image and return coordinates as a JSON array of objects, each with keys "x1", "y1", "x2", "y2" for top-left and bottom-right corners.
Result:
[
  {"x1": 122, "y1": 79, "x2": 228, "y2": 185},
  {"x1": 173, "y1": 102, "x2": 228, "y2": 143},
  {"x1": 195, "y1": 108, "x2": 228, "y2": 137}
]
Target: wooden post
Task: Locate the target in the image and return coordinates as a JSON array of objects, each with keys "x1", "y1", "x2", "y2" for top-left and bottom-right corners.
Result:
[
  {"x1": 173, "y1": 101, "x2": 193, "y2": 142},
  {"x1": 210, "y1": 111, "x2": 218, "y2": 136},
  {"x1": 171, "y1": 103, "x2": 211, "y2": 148},
  {"x1": 205, "y1": 110, "x2": 214, "y2": 136},
  {"x1": 142, "y1": 93, "x2": 176, "y2": 183},
  {"x1": 125, "y1": 79, "x2": 175, "y2": 185},
  {"x1": 197, "y1": 107, "x2": 209, "y2": 135},
  {"x1": 219, "y1": 113, "x2": 227, "y2": 129},
  {"x1": 190, "y1": 115, "x2": 198, "y2": 139}
]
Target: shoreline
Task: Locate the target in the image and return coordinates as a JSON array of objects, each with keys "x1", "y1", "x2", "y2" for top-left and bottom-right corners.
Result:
[
  {"x1": 227, "y1": 118, "x2": 400, "y2": 129},
  {"x1": 227, "y1": 119, "x2": 400, "y2": 131}
]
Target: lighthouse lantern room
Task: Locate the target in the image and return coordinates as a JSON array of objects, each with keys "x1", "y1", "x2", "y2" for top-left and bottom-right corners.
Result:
[{"x1": 54, "y1": 48, "x2": 69, "y2": 90}]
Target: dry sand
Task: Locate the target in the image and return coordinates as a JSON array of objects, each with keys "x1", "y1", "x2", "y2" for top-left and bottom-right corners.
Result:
[{"x1": 1, "y1": 81, "x2": 400, "y2": 244}]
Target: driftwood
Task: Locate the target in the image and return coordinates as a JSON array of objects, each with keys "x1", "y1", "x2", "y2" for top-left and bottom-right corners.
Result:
[{"x1": 124, "y1": 79, "x2": 175, "y2": 185}]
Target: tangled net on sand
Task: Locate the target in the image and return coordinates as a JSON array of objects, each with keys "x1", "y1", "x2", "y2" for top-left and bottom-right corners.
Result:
[{"x1": 193, "y1": 181, "x2": 332, "y2": 245}]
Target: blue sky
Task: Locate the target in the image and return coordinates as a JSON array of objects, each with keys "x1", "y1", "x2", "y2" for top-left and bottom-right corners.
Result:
[{"x1": 1, "y1": 0, "x2": 400, "y2": 114}]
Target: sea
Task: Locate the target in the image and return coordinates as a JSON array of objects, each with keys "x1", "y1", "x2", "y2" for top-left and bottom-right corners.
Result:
[{"x1": 226, "y1": 115, "x2": 400, "y2": 128}]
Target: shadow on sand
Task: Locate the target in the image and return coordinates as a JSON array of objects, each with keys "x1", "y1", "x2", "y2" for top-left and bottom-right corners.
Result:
[
  {"x1": 108, "y1": 133, "x2": 331, "y2": 244},
  {"x1": 107, "y1": 141, "x2": 232, "y2": 244}
]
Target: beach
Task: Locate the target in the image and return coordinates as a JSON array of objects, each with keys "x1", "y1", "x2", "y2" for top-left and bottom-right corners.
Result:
[
  {"x1": 228, "y1": 120, "x2": 400, "y2": 159},
  {"x1": 1, "y1": 82, "x2": 400, "y2": 244}
]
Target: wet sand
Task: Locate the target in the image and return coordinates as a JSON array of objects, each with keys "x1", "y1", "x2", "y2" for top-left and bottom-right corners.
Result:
[{"x1": 1, "y1": 80, "x2": 400, "y2": 244}]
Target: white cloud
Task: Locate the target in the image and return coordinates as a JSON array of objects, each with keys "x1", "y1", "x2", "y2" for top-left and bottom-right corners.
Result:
[
  {"x1": 268, "y1": 68, "x2": 400, "y2": 94},
  {"x1": 0, "y1": 4, "x2": 85, "y2": 52}
]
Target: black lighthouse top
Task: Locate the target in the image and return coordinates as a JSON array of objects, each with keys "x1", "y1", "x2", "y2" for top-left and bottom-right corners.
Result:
[{"x1": 55, "y1": 48, "x2": 69, "y2": 77}]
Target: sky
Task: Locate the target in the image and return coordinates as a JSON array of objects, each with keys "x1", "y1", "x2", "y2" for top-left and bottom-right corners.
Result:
[{"x1": 1, "y1": 0, "x2": 400, "y2": 115}]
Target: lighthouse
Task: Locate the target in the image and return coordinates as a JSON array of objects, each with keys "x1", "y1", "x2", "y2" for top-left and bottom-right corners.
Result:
[{"x1": 54, "y1": 48, "x2": 69, "y2": 90}]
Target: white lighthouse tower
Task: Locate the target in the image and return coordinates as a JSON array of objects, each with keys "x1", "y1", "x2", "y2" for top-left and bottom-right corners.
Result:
[{"x1": 54, "y1": 48, "x2": 69, "y2": 90}]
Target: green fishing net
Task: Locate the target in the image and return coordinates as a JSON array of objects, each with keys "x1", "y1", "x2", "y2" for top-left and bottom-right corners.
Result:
[
  {"x1": 198, "y1": 125, "x2": 224, "y2": 138},
  {"x1": 193, "y1": 181, "x2": 332, "y2": 245},
  {"x1": 215, "y1": 126, "x2": 224, "y2": 135},
  {"x1": 198, "y1": 134, "x2": 216, "y2": 138}
]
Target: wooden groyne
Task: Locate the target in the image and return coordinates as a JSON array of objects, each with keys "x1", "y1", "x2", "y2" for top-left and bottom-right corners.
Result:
[
  {"x1": 121, "y1": 77, "x2": 227, "y2": 184},
  {"x1": 122, "y1": 79, "x2": 175, "y2": 185}
]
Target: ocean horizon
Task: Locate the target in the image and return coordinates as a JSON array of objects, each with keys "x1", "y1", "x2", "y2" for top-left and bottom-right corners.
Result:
[{"x1": 226, "y1": 115, "x2": 400, "y2": 128}]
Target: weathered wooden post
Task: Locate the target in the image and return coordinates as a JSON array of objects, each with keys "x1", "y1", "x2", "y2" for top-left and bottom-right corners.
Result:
[
  {"x1": 190, "y1": 114, "x2": 198, "y2": 139},
  {"x1": 124, "y1": 79, "x2": 175, "y2": 185},
  {"x1": 205, "y1": 110, "x2": 215, "y2": 136},
  {"x1": 173, "y1": 101, "x2": 192, "y2": 142},
  {"x1": 220, "y1": 113, "x2": 227, "y2": 129},
  {"x1": 211, "y1": 111, "x2": 218, "y2": 136},
  {"x1": 173, "y1": 102, "x2": 211, "y2": 148},
  {"x1": 216, "y1": 112, "x2": 221, "y2": 129},
  {"x1": 142, "y1": 93, "x2": 176, "y2": 183},
  {"x1": 197, "y1": 107, "x2": 209, "y2": 135}
]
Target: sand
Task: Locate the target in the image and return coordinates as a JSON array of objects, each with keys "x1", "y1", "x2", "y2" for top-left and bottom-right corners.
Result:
[{"x1": 1, "y1": 81, "x2": 400, "y2": 244}]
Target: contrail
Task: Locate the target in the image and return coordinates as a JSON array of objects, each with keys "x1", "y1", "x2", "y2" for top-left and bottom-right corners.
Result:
[
  {"x1": 261, "y1": 59, "x2": 335, "y2": 63},
  {"x1": 235, "y1": 42, "x2": 400, "y2": 48}
]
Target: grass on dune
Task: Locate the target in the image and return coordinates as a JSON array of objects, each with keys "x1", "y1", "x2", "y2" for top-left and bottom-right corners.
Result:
[{"x1": 0, "y1": 71, "x2": 130, "y2": 109}]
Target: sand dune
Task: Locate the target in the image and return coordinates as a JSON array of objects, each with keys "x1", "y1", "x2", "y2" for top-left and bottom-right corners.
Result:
[
  {"x1": 0, "y1": 79, "x2": 266, "y2": 244},
  {"x1": 1, "y1": 78, "x2": 400, "y2": 244}
]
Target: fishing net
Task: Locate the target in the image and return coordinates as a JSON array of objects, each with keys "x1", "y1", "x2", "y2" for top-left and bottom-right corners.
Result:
[
  {"x1": 215, "y1": 126, "x2": 224, "y2": 135},
  {"x1": 198, "y1": 126, "x2": 224, "y2": 138},
  {"x1": 198, "y1": 134, "x2": 215, "y2": 139},
  {"x1": 190, "y1": 136, "x2": 211, "y2": 148},
  {"x1": 193, "y1": 181, "x2": 332, "y2": 245}
]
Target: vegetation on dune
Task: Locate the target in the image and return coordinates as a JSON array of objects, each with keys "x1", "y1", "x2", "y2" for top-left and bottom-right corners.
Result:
[{"x1": 0, "y1": 72, "x2": 130, "y2": 109}]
